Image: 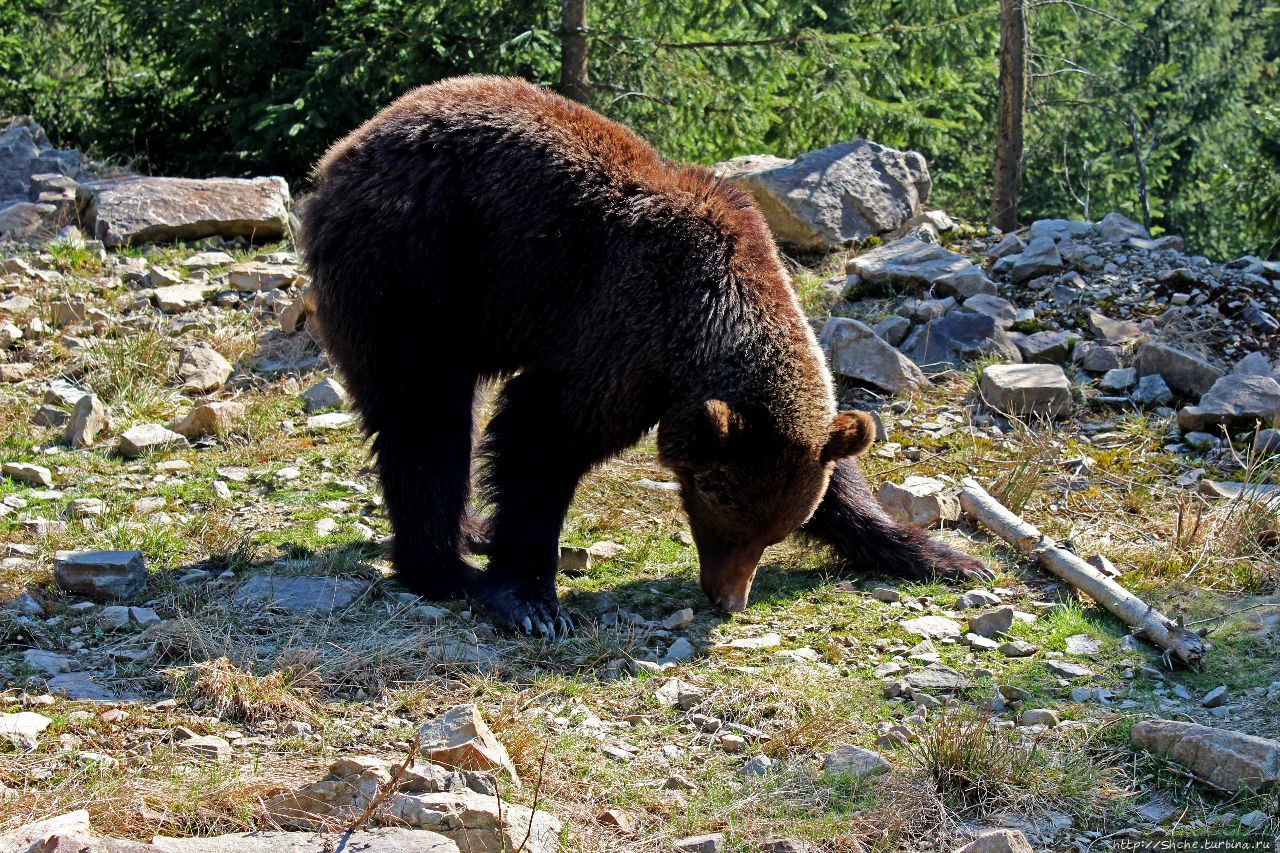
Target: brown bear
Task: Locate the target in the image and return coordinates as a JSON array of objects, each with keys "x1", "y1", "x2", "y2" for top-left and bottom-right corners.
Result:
[{"x1": 303, "y1": 76, "x2": 986, "y2": 638}]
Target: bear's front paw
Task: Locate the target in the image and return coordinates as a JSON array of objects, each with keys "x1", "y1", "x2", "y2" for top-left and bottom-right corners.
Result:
[{"x1": 474, "y1": 581, "x2": 572, "y2": 641}]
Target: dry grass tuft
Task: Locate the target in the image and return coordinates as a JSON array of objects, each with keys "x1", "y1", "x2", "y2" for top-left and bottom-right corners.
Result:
[
  {"x1": 910, "y1": 711, "x2": 1108, "y2": 820},
  {"x1": 172, "y1": 656, "x2": 318, "y2": 725}
]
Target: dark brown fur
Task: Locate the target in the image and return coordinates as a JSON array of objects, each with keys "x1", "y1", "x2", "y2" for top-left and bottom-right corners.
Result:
[{"x1": 303, "y1": 76, "x2": 985, "y2": 634}]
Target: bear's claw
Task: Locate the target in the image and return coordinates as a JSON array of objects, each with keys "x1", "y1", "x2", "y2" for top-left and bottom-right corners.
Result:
[{"x1": 474, "y1": 582, "x2": 572, "y2": 641}]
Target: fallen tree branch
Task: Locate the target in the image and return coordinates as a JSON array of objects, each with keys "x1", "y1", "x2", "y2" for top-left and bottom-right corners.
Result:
[{"x1": 958, "y1": 478, "x2": 1207, "y2": 669}]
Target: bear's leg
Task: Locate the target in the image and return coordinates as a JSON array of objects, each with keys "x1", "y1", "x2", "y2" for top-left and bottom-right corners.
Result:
[
  {"x1": 799, "y1": 457, "x2": 993, "y2": 582},
  {"x1": 368, "y1": 372, "x2": 482, "y2": 600},
  {"x1": 476, "y1": 372, "x2": 603, "y2": 638}
]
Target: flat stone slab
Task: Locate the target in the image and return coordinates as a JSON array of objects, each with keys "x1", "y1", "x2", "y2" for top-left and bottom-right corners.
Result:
[
  {"x1": 900, "y1": 615, "x2": 963, "y2": 641},
  {"x1": 232, "y1": 575, "x2": 369, "y2": 613},
  {"x1": 151, "y1": 829, "x2": 460, "y2": 852},
  {"x1": 1131, "y1": 718, "x2": 1279, "y2": 793},
  {"x1": 980, "y1": 363, "x2": 1072, "y2": 418},
  {"x1": 847, "y1": 236, "x2": 996, "y2": 300},
  {"x1": 77, "y1": 175, "x2": 291, "y2": 247},
  {"x1": 905, "y1": 663, "x2": 970, "y2": 692},
  {"x1": 54, "y1": 549, "x2": 147, "y2": 600}
]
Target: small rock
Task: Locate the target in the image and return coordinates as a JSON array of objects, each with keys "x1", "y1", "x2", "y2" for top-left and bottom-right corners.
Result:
[
  {"x1": 1176, "y1": 374, "x2": 1280, "y2": 433},
  {"x1": 416, "y1": 704, "x2": 520, "y2": 786},
  {"x1": 675, "y1": 834, "x2": 725, "y2": 853},
  {"x1": 63, "y1": 393, "x2": 107, "y2": 448},
  {"x1": 1131, "y1": 373, "x2": 1173, "y2": 406},
  {"x1": 998, "y1": 641, "x2": 1037, "y2": 658},
  {"x1": 177, "y1": 344, "x2": 233, "y2": 393},
  {"x1": 877, "y1": 476, "x2": 960, "y2": 527},
  {"x1": 301, "y1": 378, "x2": 349, "y2": 412},
  {"x1": 820, "y1": 317, "x2": 928, "y2": 394},
  {"x1": 738, "y1": 754, "x2": 773, "y2": 777},
  {"x1": 117, "y1": 424, "x2": 187, "y2": 458},
  {"x1": 655, "y1": 678, "x2": 705, "y2": 710},
  {"x1": 170, "y1": 401, "x2": 245, "y2": 438},
  {"x1": 820, "y1": 744, "x2": 891, "y2": 778},
  {"x1": 905, "y1": 663, "x2": 969, "y2": 692},
  {"x1": 662, "y1": 608, "x2": 695, "y2": 630},
  {"x1": 955, "y1": 589, "x2": 1001, "y2": 610},
  {"x1": 1044, "y1": 660, "x2": 1094, "y2": 679},
  {"x1": 967, "y1": 607, "x2": 1015, "y2": 639},
  {"x1": 306, "y1": 412, "x2": 355, "y2": 430},
  {"x1": 663, "y1": 637, "x2": 696, "y2": 663},
  {"x1": 1010, "y1": 236, "x2": 1063, "y2": 284},
  {"x1": 1020, "y1": 708, "x2": 1059, "y2": 727},
  {"x1": 2, "y1": 461, "x2": 53, "y2": 487},
  {"x1": 1098, "y1": 367, "x2": 1137, "y2": 391},
  {"x1": 871, "y1": 585, "x2": 902, "y2": 603},
  {"x1": 952, "y1": 828, "x2": 1035, "y2": 853},
  {"x1": 0, "y1": 711, "x2": 53, "y2": 749},
  {"x1": 1201, "y1": 686, "x2": 1229, "y2": 708},
  {"x1": 1135, "y1": 342, "x2": 1224, "y2": 397},
  {"x1": 900, "y1": 615, "x2": 963, "y2": 641}
]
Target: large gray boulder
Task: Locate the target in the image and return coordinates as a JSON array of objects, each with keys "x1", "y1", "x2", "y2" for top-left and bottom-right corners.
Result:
[
  {"x1": 1135, "y1": 342, "x2": 1224, "y2": 397},
  {"x1": 0, "y1": 116, "x2": 83, "y2": 204},
  {"x1": 1097, "y1": 211, "x2": 1149, "y2": 243},
  {"x1": 900, "y1": 312, "x2": 1022, "y2": 370},
  {"x1": 846, "y1": 237, "x2": 995, "y2": 299},
  {"x1": 77, "y1": 175, "x2": 291, "y2": 246},
  {"x1": 1131, "y1": 719, "x2": 1279, "y2": 793},
  {"x1": 1176, "y1": 374, "x2": 1280, "y2": 432},
  {"x1": 0, "y1": 201, "x2": 59, "y2": 240},
  {"x1": 1009, "y1": 236, "x2": 1063, "y2": 284},
  {"x1": 819, "y1": 317, "x2": 928, "y2": 395},
  {"x1": 713, "y1": 140, "x2": 931, "y2": 250}
]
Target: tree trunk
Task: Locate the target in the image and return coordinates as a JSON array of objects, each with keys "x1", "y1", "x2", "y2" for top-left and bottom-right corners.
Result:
[
  {"x1": 559, "y1": 0, "x2": 590, "y2": 105},
  {"x1": 1126, "y1": 105, "x2": 1153, "y2": 232},
  {"x1": 991, "y1": 0, "x2": 1027, "y2": 232}
]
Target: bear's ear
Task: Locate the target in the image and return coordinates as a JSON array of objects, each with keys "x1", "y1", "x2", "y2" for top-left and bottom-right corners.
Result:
[
  {"x1": 698, "y1": 399, "x2": 745, "y2": 453},
  {"x1": 821, "y1": 411, "x2": 875, "y2": 462}
]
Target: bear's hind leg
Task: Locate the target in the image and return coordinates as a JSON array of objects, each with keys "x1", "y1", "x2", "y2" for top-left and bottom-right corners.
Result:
[
  {"x1": 799, "y1": 457, "x2": 993, "y2": 582},
  {"x1": 367, "y1": 371, "x2": 482, "y2": 601}
]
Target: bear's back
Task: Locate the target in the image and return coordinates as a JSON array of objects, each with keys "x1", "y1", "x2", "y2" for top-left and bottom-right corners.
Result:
[{"x1": 316, "y1": 77, "x2": 761, "y2": 235}]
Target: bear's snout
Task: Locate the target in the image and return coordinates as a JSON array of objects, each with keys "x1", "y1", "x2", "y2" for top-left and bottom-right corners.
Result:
[{"x1": 695, "y1": 536, "x2": 767, "y2": 613}]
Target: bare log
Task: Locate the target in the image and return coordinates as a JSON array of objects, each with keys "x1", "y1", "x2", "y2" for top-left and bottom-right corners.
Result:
[{"x1": 959, "y1": 477, "x2": 1206, "y2": 669}]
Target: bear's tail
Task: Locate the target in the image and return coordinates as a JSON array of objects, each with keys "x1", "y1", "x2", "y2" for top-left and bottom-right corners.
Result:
[{"x1": 798, "y1": 458, "x2": 990, "y2": 582}]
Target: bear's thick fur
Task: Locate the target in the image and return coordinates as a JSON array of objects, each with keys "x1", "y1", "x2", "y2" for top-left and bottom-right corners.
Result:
[{"x1": 303, "y1": 76, "x2": 985, "y2": 636}]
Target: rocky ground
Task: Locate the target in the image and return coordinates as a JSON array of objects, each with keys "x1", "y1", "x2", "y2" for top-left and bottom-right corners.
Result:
[{"x1": 1, "y1": 122, "x2": 1279, "y2": 853}]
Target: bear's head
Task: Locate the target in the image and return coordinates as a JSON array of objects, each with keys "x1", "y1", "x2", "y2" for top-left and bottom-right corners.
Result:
[{"x1": 658, "y1": 400, "x2": 874, "y2": 612}]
